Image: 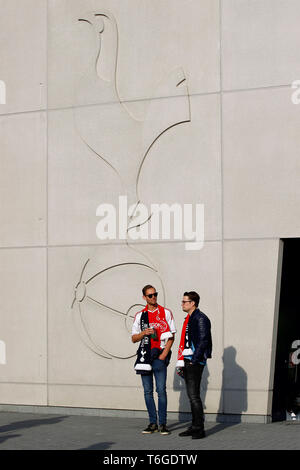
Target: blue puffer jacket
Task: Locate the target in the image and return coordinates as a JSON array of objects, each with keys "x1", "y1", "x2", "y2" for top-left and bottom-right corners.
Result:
[{"x1": 187, "y1": 309, "x2": 212, "y2": 364}]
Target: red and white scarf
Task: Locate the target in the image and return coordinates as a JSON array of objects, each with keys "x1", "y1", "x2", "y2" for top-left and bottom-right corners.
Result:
[
  {"x1": 134, "y1": 305, "x2": 173, "y2": 373},
  {"x1": 176, "y1": 315, "x2": 193, "y2": 367}
]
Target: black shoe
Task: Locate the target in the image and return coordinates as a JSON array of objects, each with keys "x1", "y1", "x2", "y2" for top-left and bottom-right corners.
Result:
[
  {"x1": 142, "y1": 423, "x2": 158, "y2": 434},
  {"x1": 192, "y1": 430, "x2": 206, "y2": 439},
  {"x1": 159, "y1": 424, "x2": 170, "y2": 435},
  {"x1": 179, "y1": 427, "x2": 194, "y2": 437}
]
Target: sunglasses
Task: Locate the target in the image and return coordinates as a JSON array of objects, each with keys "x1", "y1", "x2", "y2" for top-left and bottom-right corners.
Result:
[{"x1": 146, "y1": 292, "x2": 158, "y2": 298}]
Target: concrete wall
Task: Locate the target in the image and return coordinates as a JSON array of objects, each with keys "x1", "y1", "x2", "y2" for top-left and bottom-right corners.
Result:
[{"x1": 1, "y1": 0, "x2": 299, "y2": 419}]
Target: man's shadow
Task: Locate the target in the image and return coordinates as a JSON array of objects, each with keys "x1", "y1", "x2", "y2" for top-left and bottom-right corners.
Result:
[{"x1": 209, "y1": 346, "x2": 248, "y2": 436}]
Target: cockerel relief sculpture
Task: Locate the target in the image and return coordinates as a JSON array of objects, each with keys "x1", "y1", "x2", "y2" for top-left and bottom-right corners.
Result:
[
  {"x1": 71, "y1": 10, "x2": 191, "y2": 360},
  {"x1": 74, "y1": 10, "x2": 191, "y2": 225}
]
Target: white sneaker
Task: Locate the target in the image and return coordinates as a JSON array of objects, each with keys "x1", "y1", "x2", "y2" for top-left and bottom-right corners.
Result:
[{"x1": 290, "y1": 412, "x2": 297, "y2": 421}]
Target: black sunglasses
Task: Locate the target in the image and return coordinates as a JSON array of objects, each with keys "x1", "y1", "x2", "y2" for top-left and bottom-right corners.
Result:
[{"x1": 146, "y1": 292, "x2": 158, "y2": 298}]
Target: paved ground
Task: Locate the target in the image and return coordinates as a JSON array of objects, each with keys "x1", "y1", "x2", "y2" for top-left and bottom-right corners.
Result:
[{"x1": 0, "y1": 411, "x2": 299, "y2": 450}]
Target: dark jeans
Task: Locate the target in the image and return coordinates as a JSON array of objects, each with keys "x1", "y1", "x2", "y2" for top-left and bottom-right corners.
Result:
[
  {"x1": 141, "y1": 358, "x2": 167, "y2": 425},
  {"x1": 184, "y1": 359, "x2": 205, "y2": 430}
]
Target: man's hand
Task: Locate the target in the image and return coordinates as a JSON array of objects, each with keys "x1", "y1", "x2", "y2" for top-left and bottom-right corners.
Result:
[
  {"x1": 131, "y1": 328, "x2": 154, "y2": 343},
  {"x1": 158, "y1": 352, "x2": 167, "y2": 361},
  {"x1": 143, "y1": 328, "x2": 155, "y2": 336},
  {"x1": 158, "y1": 336, "x2": 175, "y2": 361}
]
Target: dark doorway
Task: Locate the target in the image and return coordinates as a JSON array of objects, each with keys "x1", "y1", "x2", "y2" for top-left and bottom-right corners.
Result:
[{"x1": 272, "y1": 239, "x2": 300, "y2": 421}]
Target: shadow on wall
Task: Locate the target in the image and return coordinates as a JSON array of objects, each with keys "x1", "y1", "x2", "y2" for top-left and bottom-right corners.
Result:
[
  {"x1": 173, "y1": 346, "x2": 248, "y2": 428},
  {"x1": 218, "y1": 346, "x2": 248, "y2": 422}
]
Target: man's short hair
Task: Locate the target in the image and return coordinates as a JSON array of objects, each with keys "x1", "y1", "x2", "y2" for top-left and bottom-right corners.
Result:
[
  {"x1": 184, "y1": 291, "x2": 200, "y2": 307},
  {"x1": 142, "y1": 284, "x2": 155, "y2": 296}
]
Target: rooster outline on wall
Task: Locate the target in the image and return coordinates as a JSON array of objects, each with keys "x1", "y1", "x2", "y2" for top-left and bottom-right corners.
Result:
[{"x1": 71, "y1": 9, "x2": 191, "y2": 360}]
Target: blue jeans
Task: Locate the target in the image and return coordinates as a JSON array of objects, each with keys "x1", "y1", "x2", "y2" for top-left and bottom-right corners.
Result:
[{"x1": 141, "y1": 358, "x2": 167, "y2": 425}]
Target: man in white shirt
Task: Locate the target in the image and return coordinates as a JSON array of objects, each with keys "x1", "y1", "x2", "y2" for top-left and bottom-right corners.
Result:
[{"x1": 132, "y1": 285, "x2": 176, "y2": 435}]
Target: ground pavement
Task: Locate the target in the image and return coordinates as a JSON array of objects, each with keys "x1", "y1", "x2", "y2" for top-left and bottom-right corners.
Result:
[{"x1": 0, "y1": 411, "x2": 299, "y2": 451}]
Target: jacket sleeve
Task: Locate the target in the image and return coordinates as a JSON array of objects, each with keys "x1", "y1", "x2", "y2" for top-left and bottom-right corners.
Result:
[{"x1": 192, "y1": 315, "x2": 211, "y2": 364}]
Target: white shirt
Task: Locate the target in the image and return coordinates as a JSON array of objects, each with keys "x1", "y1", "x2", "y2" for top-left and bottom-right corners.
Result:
[{"x1": 132, "y1": 306, "x2": 176, "y2": 349}]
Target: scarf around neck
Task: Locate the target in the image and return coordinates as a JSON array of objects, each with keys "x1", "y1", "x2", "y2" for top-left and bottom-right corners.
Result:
[
  {"x1": 134, "y1": 305, "x2": 173, "y2": 374},
  {"x1": 176, "y1": 315, "x2": 193, "y2": 367}
]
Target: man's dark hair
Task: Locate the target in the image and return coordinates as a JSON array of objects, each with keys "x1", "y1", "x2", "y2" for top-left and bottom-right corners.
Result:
[
  {"x1": 142, "y1": 284, "x2": 155, "y2": 296},
  {"x1": 184, "y1": 291, "x2": 200, "y2": 307}
]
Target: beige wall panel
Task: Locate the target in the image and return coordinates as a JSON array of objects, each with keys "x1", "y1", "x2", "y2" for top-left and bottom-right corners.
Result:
[
  {"x1": 0, "y1": 0, "x2": 47, "y2": 114},
  {"x1": 0, "y1": 113, "x2": 47, "y2": 247},
  {"x1": 223, "y1": 240, "x2": 282, "y2": 414},
  {"x1": 0, "y1": 248, "x2": 47, "y2": 389},
  {"x1": 223, "y1": 87, "x2": 300, "y2": 239},
  {"x1": 49, "y1": 384, "x2": 222, "y2": 415},
  {"x1": 222, "y1": 0, "x2": 300, "y2": 90},
  {"x1": 49, "y1": 384, "x2": 148, "y2": 410},
  {"x1": 0, "y1": 383, "x2": 47, "y2": 406},
  {"x1": 48, "y1": 107, "x2": 121, "y2": 246},
  {"x1": 223, "y1": 390, "x2": 272, "y2": 417},
  {"x1": 139, "y1": 93, "x2": 222, "y2": 243}
]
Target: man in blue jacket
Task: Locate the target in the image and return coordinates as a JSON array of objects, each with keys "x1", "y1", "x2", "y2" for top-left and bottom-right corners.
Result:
[{"x1": 177, "y1": 291, "x2": 212, "y2": 439}]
